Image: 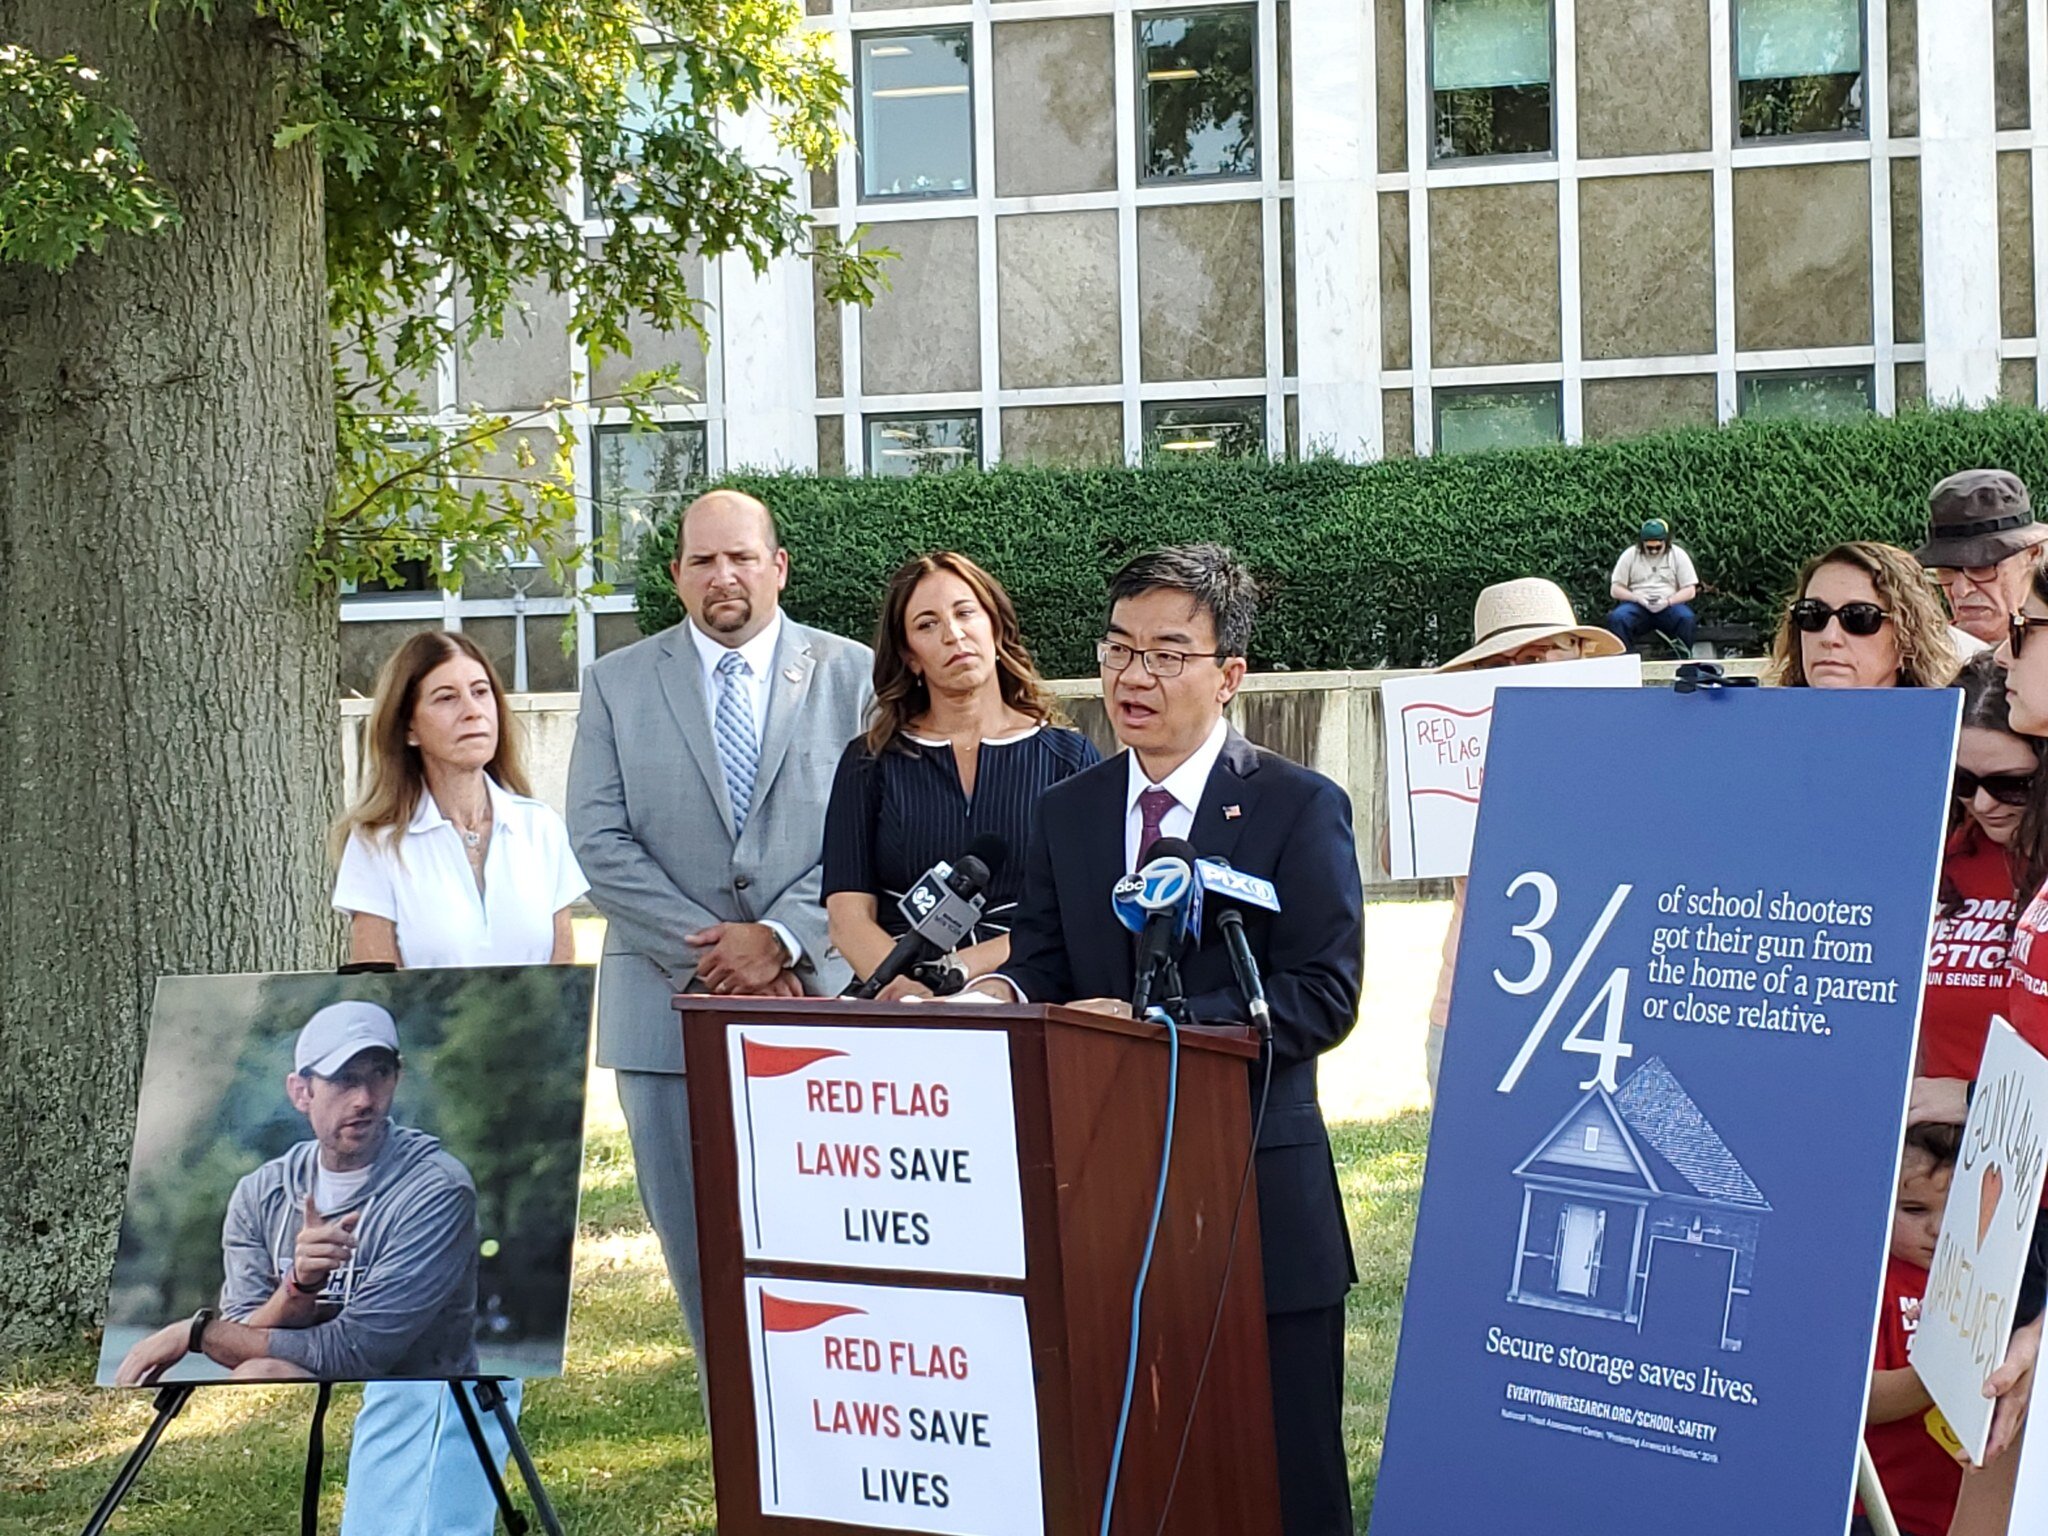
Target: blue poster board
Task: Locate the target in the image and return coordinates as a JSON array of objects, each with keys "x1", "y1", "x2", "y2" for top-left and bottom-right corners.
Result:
[{"x1": 1370, "y1": 685, "x2": 1959, "y2": 1536}]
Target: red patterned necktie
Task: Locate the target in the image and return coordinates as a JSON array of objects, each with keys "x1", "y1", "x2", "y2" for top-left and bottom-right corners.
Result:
[{"x1": 1137, "y1": 786, "x2": 1178, "y2": 864}]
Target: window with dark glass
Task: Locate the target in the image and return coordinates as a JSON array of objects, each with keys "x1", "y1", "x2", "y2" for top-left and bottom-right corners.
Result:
[
  {"x1": 1434, "y1": 385, "x2": 1563, "y2": 454},
  {"x1": 1737, "y1": 368, "x2": 1872, "y2": 421},
  {"x1": 592, "y1": 421, "x2": 707, "y2": 585},
  {"x1": 1431, "y1": 0, "x2": 1554, "y2": 160},
  {"x1": 343, "y1": 439, "x2": 440, "y2": 596},
  {"x1": 584, "y1": 49, "x2": 687, "y2": 218},
  {"x1": 1142, "y1": 399, "x2": 1265, "y2": 461},
  {"x1": 857, "y1": 30, "x2": 974, "y2": 200},
  {"x1": 865, "y1": 413, "x2": 981, "y2": 475},
  {"x1": 1736, "y1": 0, "x2": 1864, "y2": 139},
  {"x1": 1140, "y1": 9, "x2": 1258, "y2": 182}
]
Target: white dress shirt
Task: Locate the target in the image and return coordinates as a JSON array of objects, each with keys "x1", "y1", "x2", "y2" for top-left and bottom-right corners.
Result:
[
  {"x1": 685, "y1": 608, "x2": 801, "y2": 964},
  {"x1": 333, "y1": 775, "x2": 588, "y2": 967},
  {"x1": 1123, "y1": 717, "x2": 1231, "y2": 872},
  {"x1": 978, "y1": 717, "x2": 1232, "y2": 1005},
  {"x1": 689, "y1": 609, "x2": 783, "y2": 742}
]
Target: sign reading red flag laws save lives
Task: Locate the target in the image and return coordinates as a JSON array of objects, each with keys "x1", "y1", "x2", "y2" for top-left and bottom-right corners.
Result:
[
  {"x1": 744, "y1": 1276, "x2": 1044, "y2": 1536},
  {"x1": 727, "y1": 1026, "x2": 1026, "y2": 1277}
]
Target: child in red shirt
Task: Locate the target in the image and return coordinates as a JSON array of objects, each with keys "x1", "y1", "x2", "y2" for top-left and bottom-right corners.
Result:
[{"x1": 1855, "y1": 1124, "x2": 1964, "y2": 1536}]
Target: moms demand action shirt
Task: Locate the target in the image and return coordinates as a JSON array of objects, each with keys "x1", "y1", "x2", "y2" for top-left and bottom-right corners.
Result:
[
  {"x1": 2001, "y1": 871, "x2": 2048, "y2": 1211},
  {"x1": 1922, "y1": 825, "x2": 2018, "y2": 1081}
]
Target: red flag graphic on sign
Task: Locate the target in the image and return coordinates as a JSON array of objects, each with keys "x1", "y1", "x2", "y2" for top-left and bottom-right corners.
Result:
[
  {"x1": 741, "y1": 1038, "x2": 849, "y2": 1078},
  {"x1": 759, "y1": 1292, "x2": 868, "y2": 1333}
]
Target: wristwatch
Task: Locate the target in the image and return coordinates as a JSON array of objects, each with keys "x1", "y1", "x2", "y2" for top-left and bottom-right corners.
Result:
[
  {"x1": 910, "y1": 956, "x2": 969, "y2": 997},
  {"x1": 187, "y1": 1306, "x2": 217, "y2": 1357}
]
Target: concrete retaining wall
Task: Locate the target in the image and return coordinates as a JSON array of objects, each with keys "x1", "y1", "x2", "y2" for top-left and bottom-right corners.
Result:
[{"x1": 341, "y1": 659, "x2": 1766, "y2": 900}]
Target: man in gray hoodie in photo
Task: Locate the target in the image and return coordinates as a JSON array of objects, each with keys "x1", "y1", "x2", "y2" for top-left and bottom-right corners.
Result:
[{"x1": 115, "y1": 1001, "x2": 481, "y2": 1385}]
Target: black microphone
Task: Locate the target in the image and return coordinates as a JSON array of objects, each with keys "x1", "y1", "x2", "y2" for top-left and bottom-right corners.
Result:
[
  {"x1": 1115, "y1": 837, "x2": 1201, "y2": 1015},
  {"x1": 1192, "y1": 857, "x2": 1280, "y2": 1039},
  {"x1": 846, "y1": 835, "x2": 1008, "y2": 1000},
  {"x1": 1216, "y1": 908, "x2": 1271, "y2": 1040}
]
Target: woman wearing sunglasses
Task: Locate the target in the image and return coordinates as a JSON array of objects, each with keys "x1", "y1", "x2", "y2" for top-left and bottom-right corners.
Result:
[
  {"x1": 1919, "y1": 657, "x2": 2037, "y2": 1090},
  {"x1": 1768, "y1": 541, "x2": 1959, "y2": 689}
]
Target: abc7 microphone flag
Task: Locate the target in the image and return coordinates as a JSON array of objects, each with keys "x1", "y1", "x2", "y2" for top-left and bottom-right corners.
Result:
[{"x1": 1114, "y1": 841, "x2": 1282, "y2": 1020}]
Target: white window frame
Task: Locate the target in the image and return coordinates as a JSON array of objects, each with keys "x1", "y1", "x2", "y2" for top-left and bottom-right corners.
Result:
[
  {"x1": 810, "y1": 0, "x2": 1296, "y2": 467},
  {"x1": 855, "y1": 25, "x2": 980, "y2": 204},
  {"x1": 1424, "y1": 0, "x2": 1559, "y2": 167}
]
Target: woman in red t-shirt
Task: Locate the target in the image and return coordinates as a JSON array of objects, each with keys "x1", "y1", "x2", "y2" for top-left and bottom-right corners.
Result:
[{"x1": 1921, "y1": 656, "x2": 2036, "y2": 1086}]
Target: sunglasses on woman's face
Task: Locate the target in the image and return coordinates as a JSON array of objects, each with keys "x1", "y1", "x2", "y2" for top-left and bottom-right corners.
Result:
[
  {"x1": 1955, "y1": 767, "x2": 2037, "y2": 807},
  {"x1": 1789, "y1": 598, "x2": 1891, "y2": 637},
  {"x1": 2009, "y1": 609, "x2": 2048, "y2": 658}
]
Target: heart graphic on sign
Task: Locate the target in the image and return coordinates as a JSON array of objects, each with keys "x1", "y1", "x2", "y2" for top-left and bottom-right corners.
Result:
[{"x1": 1979, "y1": 1162, "x2": 2005, "y2": 1249}]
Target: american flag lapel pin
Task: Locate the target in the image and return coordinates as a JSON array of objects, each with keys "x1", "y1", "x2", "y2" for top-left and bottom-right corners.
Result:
[{"x1": 1223, "y1": 804, "x2": 1242, "y2": 820}]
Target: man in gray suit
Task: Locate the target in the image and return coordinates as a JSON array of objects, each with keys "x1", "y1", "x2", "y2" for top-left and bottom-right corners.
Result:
[{"x1": 567, "y1": 488, "x2": 873, "y2": 1373}]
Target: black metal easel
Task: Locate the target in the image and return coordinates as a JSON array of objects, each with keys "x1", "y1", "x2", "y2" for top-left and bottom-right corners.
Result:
[
  {"x1": 81, "y1": 1384, "x2": 196, "y2": 1536},
  {"x1": 448, "y1": 1377, "x2": 566, "y2": 1536},
  {"x1": 80, "y1": 1377, "x2": 563, "y2": 1536}
]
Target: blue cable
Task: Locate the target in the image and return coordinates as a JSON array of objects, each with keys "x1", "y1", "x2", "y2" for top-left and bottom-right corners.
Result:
[{"x1": 1098, "y1": 1007, "x2": 1181, "y2": 1536}]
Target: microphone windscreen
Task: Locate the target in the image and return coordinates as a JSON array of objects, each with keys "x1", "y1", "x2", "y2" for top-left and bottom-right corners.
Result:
[
  {"x1": 1140, "y1": 835, "x2": 1199, "y2": 866},
  {"x1": 963, "y1": 833, "x2": 1009, "y2": 877}
]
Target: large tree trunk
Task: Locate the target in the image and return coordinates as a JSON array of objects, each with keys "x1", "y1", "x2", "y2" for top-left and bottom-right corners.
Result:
[{"x1": 0, "y1": 0, "x2": 337, "y2": 1351}]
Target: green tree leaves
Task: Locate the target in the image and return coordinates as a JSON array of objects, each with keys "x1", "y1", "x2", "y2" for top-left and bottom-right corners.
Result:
[
  {"x1": 5, "y1": 1, "x2": 885, "y2": 605},
  {"x1": 0, "y1": 47, "x2": 179, "y2": 270},
  {"x1": 316, "y1": 0, "x2": 883, "y2": 600}
]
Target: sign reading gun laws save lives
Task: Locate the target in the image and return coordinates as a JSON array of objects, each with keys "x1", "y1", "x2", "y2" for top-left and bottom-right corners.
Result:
[
  {"x1": 1371, "y1": 687, "x2": 1959, "y2": 1536},
  {"x1": 728, "y1": 1025, "x2": 1026, "y2": 1277},
  {"x1": 744, "y1": 1277, "x2": 1044, "y2": 1536},
  {"x1": 1380, "y1": 654, "x2": 1641, "y2": 881}
]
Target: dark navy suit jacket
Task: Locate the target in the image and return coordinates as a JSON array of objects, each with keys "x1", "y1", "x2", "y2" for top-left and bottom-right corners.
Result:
[{"x1": 1001, "y1": 728, "x2": 1364, "y2": 1313}]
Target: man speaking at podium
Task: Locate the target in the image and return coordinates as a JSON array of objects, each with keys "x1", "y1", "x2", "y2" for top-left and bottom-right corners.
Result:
[{"x1": 967, "y1": 544, "x2": 1365, "y2": 1536}]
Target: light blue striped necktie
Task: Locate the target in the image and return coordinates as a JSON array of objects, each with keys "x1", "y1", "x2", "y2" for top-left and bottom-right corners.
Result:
[{"x1": 713, "y1": 649, "x2": 758, "y2": 834}]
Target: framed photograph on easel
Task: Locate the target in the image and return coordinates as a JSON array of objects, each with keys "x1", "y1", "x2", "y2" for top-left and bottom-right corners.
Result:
[{"x1": 97, "y1": 965, "x2": 592, "y2": 1388}]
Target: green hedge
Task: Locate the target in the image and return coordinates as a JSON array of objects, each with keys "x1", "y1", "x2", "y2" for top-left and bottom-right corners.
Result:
[{"x1": 632, "y1": 406, "x2": 2048, "y2": 675}]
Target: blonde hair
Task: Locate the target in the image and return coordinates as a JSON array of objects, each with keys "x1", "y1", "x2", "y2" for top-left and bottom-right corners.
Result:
[
  {"x1": 1769, "y1": 541, "x2": 1959, "y2": 689},
  {"x1": 332, "y1": 631, "x2": 532, "y2": 861}
]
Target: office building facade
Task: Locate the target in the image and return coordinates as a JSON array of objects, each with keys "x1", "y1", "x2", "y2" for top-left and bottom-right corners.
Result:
[{"x1": 341, "y1": 0, "x2": 2046, "y2": 690}]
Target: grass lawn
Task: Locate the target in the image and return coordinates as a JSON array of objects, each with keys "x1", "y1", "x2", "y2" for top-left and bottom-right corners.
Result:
[
  {"x1": 1, "y1": 906, "x2": 1447, "y2": 1533},
  {"x1": 0, "y1": 1110, "x2": 1429, "y2": 1534}
]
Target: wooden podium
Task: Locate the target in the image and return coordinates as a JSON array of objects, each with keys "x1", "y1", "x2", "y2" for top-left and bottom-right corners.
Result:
[{"x1": 680, "y1": 996, "x2": 1280, "y2": 1536}]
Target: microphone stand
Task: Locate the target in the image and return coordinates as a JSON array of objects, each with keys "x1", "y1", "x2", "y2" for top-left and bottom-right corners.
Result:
[
  {"x1": 1132, "y1": 948, "x2": 1193, "y2": 1028},
  {"x1": 1152, "y1": 956, "x2": 1192, "y2": 1028}
]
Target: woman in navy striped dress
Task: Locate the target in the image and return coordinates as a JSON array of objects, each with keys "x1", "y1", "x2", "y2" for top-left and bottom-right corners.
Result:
[{"x1": 824, "y1": 551, "x2": 1100, "y2": 998}]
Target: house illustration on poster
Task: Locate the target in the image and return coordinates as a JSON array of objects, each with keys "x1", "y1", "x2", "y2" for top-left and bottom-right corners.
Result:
[{"x1": 1508, "y1": 1057, "x2": 1771, "y2": 1353}]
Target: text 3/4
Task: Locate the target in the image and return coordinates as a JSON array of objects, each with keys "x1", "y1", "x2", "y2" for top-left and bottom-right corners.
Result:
[{"x1": 1492, "y1": 872, "x2": 1637, "y2": 1094}]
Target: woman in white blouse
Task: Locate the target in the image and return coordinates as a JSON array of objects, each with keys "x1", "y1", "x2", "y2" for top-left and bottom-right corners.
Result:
[{"x1": 331, "y1": 631, "x2": 586, "y2": 1536}]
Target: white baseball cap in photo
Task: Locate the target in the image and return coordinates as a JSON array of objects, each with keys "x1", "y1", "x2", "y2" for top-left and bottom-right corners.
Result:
[{"x1": 295, "y1": 1000, "x2": 402, "y2": 1078}]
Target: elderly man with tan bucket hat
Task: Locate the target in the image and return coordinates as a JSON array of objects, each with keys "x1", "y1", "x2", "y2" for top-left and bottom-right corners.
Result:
[
  {"x1": 1917, "y1": 469, "x2": 2048, "y2": 649},
  {"x1": 1422, "y1": 578, "x2": 1625, "y2": 1098}
]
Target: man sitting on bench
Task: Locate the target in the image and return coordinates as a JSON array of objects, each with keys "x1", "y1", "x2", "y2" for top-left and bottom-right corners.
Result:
[{"x1": 1605, "y1": 518, "x2": 1699, "y2": 656}]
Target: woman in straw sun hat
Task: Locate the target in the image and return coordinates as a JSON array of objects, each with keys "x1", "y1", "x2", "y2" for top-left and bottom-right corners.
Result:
[
  {"x1": 1437, "y1": 576, "x2": 1628, "y2": 674},
  {"x1": 1424, "y1": 578, "x2": 1625, "y2": 1097}
]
